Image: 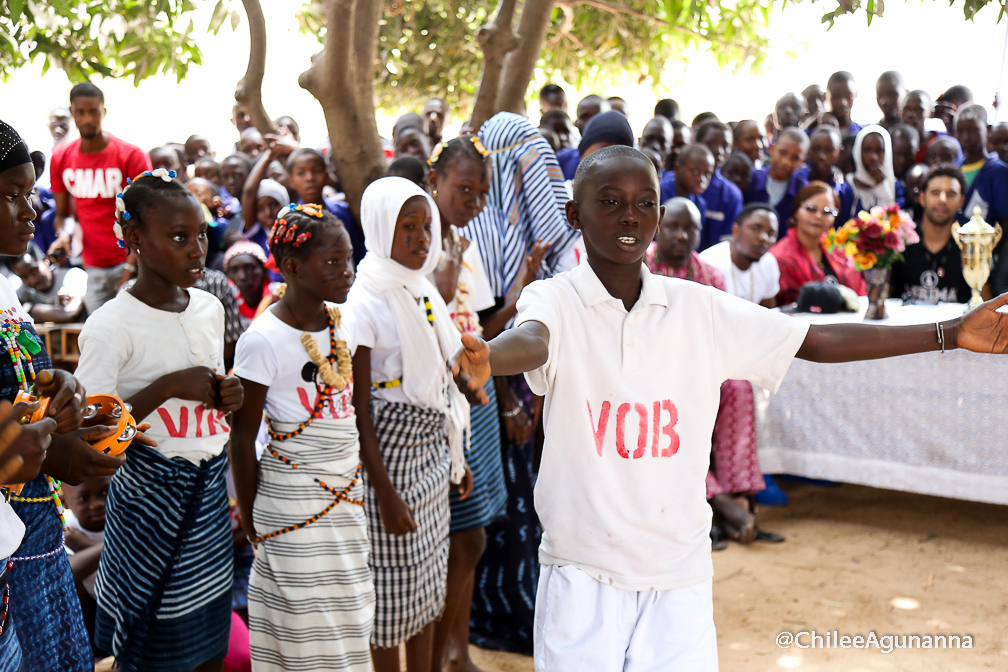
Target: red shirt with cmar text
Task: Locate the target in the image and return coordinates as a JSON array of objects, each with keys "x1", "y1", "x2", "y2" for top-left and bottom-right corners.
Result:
[{"x1": 49, "y1": 133, "x2": 151, "y2": 268}]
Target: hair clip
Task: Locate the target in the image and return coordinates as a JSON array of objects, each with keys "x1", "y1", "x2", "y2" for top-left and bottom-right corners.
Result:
[
  {"x1": 277, "y1": 205, "x2": 294, "y2": 219},
  {"x1": 149, "y1": 168, "x2": 176, "y2": 182},
  {"x1": 471, "y1": 137, "x2": 489, "y2": 156},
  {"x1": 427, "y1": 141, "x2": 449, "y2": 166},
  {"x1": 297, "y1": 203, "x2": 324, "y2": 218},
  {"x1": 283, "y1": 224, "x2": 298, "y2": 243},
  {"x1": 293, "y1": 232, "x2": 312, "y2": 247}
]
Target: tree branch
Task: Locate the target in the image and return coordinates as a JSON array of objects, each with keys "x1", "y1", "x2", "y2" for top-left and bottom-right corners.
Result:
[
  {"x1": 549, "y1": 2, "x2": 577, "y2": 45},
  {"x1": 496, "y1": 0, "x2": 557, "y2": 115},
  {"x1": 469, "y1": 0, "x2": 521, "y2": 132},
  {"x1": 574, "y1": 0, "x2": 668, "y2": 25},
  {"x1": 234, "y1": 0, "x2": 277, "y2": 135}
]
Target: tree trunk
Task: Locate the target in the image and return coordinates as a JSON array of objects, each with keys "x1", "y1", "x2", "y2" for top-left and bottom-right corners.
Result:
[
  {"x1": 234, "y1": 0, "x2": 278, "y2": 136},
  {"x1": 496, "y1": 0, "x2": 557, "y2": 115},
  {"x1": 469, "y1": 0, "x2": 521, "y2": 132},
  {"x1": 299, "y1": 0, "x2": 386, "y2": 219}
]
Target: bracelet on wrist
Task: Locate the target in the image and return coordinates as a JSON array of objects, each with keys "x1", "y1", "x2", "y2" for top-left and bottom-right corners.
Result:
[{"x1": 501, "y1": 405, "x2": 522, "y2": 418}]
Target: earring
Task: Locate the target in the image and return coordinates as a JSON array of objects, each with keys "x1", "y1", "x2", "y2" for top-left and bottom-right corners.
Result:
[{"x1": 432, "y1": 190, "x2": 439, "y2": 197}]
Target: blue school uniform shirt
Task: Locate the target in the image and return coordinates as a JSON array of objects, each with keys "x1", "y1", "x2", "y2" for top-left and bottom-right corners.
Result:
[
  {"x1": 698, "y1": 171, "x2": 743, "y2": 251},
  {"x1": 557, "y1": 147, "x2": 580, "y2": 181},
  {"x1": 793, "y1": 165, "x2": 855, "y2": 226},
  {"x1": 744, "y1": 167, "x2": 808, "y2": 239},
  {"x1": 313, "y1": 196, "x2": 366, "y2": 266},
  {"x1": 846, "y1": 181, "x2": 906, "y2": 222},
  {"x1": 658, "y1": 171, "x2": 708, "y2": 225},
  {"x1": 958, "y1": 156, "x2": 1008, "y2": 225}
]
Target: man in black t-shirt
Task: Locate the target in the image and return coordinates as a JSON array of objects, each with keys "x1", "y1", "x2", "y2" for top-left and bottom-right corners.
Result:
[{"x1": 891, "y1": 166, "x2": 973, "y2": 304}]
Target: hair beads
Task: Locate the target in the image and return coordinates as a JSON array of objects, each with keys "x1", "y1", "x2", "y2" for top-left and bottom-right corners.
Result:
[{"x1": 113, "y1": 169, "x2": 179, "y2": 248}]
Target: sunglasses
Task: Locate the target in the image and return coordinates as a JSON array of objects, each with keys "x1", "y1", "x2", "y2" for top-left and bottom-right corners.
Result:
[{"x1": 802, "y1": 203, "x2": 838, "y2": 218}]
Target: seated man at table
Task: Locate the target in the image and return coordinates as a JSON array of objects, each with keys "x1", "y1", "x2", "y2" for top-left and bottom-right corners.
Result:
[
  {"x1": 646, "y1": 198, "x2": 783, "y2": 547},
  {"x1": 890, "y1": 166, "x2": 973, "y2": 304},
  {"x1": 699, "y1": 203, "x2": 780, "y2": 307},
  {"x1": 4, "y1": 242, "x2": 87, "y2": 322}
]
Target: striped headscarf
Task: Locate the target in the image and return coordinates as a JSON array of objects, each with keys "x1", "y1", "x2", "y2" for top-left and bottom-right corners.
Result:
[{"x1": 459, "y1": 112, "x2": 579, "y2": 300}]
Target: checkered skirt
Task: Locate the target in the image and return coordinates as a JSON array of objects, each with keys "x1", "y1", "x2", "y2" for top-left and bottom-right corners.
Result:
[{"x1": 363, "y1": 400, "x2": 451, "y2": 648}]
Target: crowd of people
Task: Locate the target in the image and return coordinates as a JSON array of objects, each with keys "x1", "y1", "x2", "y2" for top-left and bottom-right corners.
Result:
[{"x1": 1, "y1": 66, "x2": 1008, "y2": 672}]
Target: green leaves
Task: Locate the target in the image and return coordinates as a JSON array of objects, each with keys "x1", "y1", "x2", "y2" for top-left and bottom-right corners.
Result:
[{"x1": 0, "y1": 0, "x2": 218, "y2": 83}]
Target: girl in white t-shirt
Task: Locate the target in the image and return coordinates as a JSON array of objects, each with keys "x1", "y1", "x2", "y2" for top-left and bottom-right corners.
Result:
[
  {"x1": 347, "y1": 176, "x2": 476, "y2": 672},
  {"x1": 75, "y1": 170, "x2": 244, "y2": 672},
  {"x1": 230, "y1": 204, "x2": 374, "y2": 671}
]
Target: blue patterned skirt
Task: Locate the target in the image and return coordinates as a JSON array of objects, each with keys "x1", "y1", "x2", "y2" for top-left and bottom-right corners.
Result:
[
  {"x1": 469, "y1": 375, "x2": 541, "y2": 654},
  {"x1": 9, "y1": 475, "x2": 92, "y2": 671},
  {"x1": 95, "y1": 444, "x2": 232, "y2": 672},
  {"x1": 449, "y1": 379, "x2": 506, "y2": 533}
]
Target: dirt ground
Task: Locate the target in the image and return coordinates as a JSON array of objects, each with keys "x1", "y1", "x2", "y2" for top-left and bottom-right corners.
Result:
[{"x1": 468, "y1": 481, "x2": 1008, "y2": 672}]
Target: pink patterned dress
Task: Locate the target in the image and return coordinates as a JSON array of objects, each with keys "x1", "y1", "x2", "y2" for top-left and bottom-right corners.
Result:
[{"x1": 645, "y1": 246, "x2": 765, "y2": 500}]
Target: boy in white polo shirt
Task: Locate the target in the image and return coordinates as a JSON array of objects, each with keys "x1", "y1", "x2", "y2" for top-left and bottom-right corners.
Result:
[{"x1": 452, "y1": 145, "x2": 1008, "y2": 671}]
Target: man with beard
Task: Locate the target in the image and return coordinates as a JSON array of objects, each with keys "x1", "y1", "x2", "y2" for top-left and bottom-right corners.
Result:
[
  {"x1": 49, "y1": 82, "x2": 151, "y2": 311},
  {"x1": 890, "y1": 167, "x2": 973, "y2": 304},
  {"x1": 700, "y1": 203, "x2": 781, "y2": 307}
]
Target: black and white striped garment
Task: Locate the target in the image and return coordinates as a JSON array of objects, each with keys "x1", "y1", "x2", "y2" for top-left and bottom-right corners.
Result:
[
  {"x1": 94, "y1": 443, "x2": 233, "y2": 671},
  {"x1": 363, "y1": 399, "x2": 450, "y2": 648},
  {"x1": 248, "y1": 418, "x2": 374, "y2": 672},
  {"x1": 459, "y1": 112, "x2": 581, "y2": 302}
]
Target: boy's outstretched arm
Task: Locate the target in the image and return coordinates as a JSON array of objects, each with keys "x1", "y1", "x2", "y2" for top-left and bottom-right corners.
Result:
[
  {"x1": 453, "y1": 321, "x2": 550, "y2": 395},
  {"x1": 797, "y1": 293, "x2": 1008, "y2": 363}
]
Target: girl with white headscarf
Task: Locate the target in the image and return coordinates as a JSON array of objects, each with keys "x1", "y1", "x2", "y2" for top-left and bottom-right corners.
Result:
[
  {"x1": 845, "y1": 124, "x2": 907, "y2": 220},
  {"x1": 347, "y1": 176, "x2": 472, "y2": 663}
]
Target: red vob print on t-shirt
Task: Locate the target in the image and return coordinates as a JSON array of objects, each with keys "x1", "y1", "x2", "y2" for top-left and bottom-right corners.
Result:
[
  {"x1": 49, "y1": 134, "x2": 151, "y2": 268},
  {"x1": 587, "y1": 398, "x2": 680, "y2": 459}
]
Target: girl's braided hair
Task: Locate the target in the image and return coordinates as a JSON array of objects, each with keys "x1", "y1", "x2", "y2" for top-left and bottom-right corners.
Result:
[
  {"x1": 427, "y1": 134, "x2": 490, "y2": 173},
  {"x1": 268, "y1": 203, "x2": 345, "y2": 270},
  {"x1": 113, "y1": 169, "x2": 197, "y2": 253}
]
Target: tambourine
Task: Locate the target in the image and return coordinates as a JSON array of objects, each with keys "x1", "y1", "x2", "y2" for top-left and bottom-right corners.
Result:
[
  {"x1": 13, "y1": 390, "x2": 51, "y2": 424},
  {"x1": 82, "y1": 394, "x2": 137, "y2": 456}
]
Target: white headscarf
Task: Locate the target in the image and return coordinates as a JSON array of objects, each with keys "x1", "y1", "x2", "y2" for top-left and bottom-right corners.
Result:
[
  {"x1": 356, "y1": 176, "x2": 469, "y2": 482},
  {"x1": 849, "y1": 124, "x2": 897, "y2": 215}
]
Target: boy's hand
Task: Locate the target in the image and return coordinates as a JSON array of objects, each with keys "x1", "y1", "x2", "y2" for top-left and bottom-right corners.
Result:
[
  {"x1": 452, "y1": 334, "x2": 490, "y2": 403},
  {"x1": 377, "y1": 490, "x2": 418, "y2": 536},
  {"x1": 952, "y1": 293, "x2": 1008, "y2": 353},
  {"x1": 265, "y1": 133, "x2": 299, "y2": 160},
  {"x1": 450, "y1": 463, "x2": 474, "y2": 501},
  {"x1": 163, "y1": 367, "x2": 219, "y2": 407},
  {"x1": 520, "y1": 238, "x2": 552, "y2": 288},
  {"x1": 34, "y1": 369, "x2": 86, "y2": 433},
  {"x1": 214, "y1": 375, "x2": 244, "y2": 414}
]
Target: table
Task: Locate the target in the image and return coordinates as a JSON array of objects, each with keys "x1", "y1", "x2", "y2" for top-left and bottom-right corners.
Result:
[{"x1": 755, "y1": 299, "x2": 1008, "y2": 506}]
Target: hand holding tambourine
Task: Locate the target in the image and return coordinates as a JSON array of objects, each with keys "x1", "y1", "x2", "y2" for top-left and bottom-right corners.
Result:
[{"x1": 15, "y1": 391, "x2": 138, "y2": 456}]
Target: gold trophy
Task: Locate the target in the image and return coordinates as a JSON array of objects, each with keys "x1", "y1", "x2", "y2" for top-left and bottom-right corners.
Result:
[{"x1": 952, "y1": 206, "x2": 1002, "y2": 309}]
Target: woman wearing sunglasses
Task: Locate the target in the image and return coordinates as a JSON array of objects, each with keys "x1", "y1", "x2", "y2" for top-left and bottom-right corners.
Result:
[{"x1": 769, "y1": 181, "x2": 867, "y2": 304}]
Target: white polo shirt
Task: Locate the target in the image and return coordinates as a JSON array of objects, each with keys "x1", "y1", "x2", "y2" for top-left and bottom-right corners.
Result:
[
  {"x1": 516, "y1": 261, "x2": 808, "y2": 592},
  {"x1": 699, "y1": 240, "x2": 781, "y2": 304}
]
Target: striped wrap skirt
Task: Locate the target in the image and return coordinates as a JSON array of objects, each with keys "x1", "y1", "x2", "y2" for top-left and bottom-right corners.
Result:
[
  {"x1": 94, "y1": 444, "x2": 233, "y2": 672},
  {"x1": 363, "y1": 400, "x2": 450, "y2": 648},
  {"x1": 248, "y1": 418, "x2": 374, "y2": 672}
]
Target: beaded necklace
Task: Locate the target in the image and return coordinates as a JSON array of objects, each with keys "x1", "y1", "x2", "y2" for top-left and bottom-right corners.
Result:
[
  {"x1": 0, "y1": 319, "x2": 67, "y2": 530},
  {"x1": 0, "y1": 559, "x2": 10, "y2": 636},
  {"x1": 259, "y1": 304, "x2": 362, "y2": 542}
]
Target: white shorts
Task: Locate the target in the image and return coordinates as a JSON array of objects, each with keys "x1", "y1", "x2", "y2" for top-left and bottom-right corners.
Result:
[{"x1": 534, "y1": 564, "x2": 718, "y2": 672}]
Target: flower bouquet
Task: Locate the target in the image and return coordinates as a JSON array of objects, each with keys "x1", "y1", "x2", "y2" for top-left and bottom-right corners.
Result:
[{"x1": 824, "y1": 205, "x2": 919, "y2": 319}]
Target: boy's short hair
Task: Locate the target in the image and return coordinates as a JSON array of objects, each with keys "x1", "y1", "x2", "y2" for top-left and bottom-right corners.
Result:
[
  {"x1": 736, "y1": 202, "x2": 777, "y2": 226},
  {"x1": 827, "y1": 71, "x2": 855, "y2": 90},
  {"x1": 388, "y1": 155, "x2": 428, "y2": 188},
  {"x1": 695, "y1": 120, "x2": 731, "y2": 143},
  {"x1": 286, "y1": 147, "x2": 326, "y2": 173},
  {"x1": 654, "y1": 99, "x2": 680, "y2": 120},
  {"x1": 572, "y1": 145, "x2": 655, "y2": 201},
  {"x1": 889, "y1": 123, "x2": 920, "y2": 147},
  {"x1": 810, "y1": 125, "x2": 842, "y2": 147},
  {"x1": 775, "y1": 128, "x2": 810, "y2": 149},
  {"x1": 540, "y1": 109, "x2": 573, "y2": 127},
  {"x1": 540, "y1": 83, "x2": 565, "y2": 99},
  {"x1": 675, "y1": 143, "x2": 714, "y2": 167},
  {"x1": 922, "y1": 165, "x2": 967, "y2": 196},
  {"x1": 70, "y1": 81, "x2": 104, "y2": 104},
  {"x1": 953, "y1": 103, "x2": 986, "y2": 128}
]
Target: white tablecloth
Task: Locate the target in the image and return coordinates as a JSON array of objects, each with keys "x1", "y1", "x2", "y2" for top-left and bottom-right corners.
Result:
[{"x1": 756, "y1": 298, "x2": 1008, "y2": 505}]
